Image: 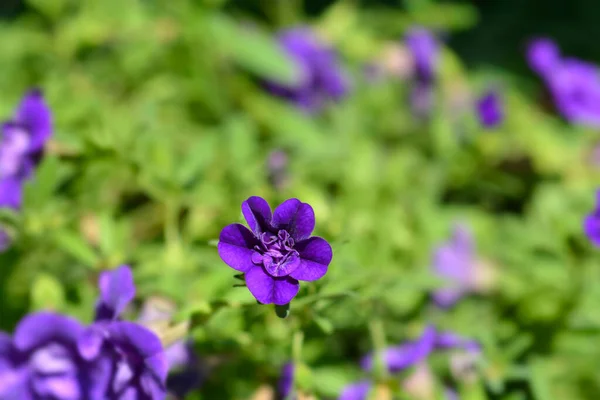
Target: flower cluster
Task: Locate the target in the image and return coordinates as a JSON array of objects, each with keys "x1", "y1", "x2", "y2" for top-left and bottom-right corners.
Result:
[
  {"x1": 266, "y1": 28, "x2": 349, "y2": 112},
  {"x1": 340, "y1": 326, "x2": 480, "y2": 400},
  {"x1": 527, "y1": 38, "x2": 600, "y2": 128},
  {"x1": 0, "y1": 265, "x2": 169, "y2": 399},
  {"x1": 218, "y1": 196, "x2": 333, "y2": 305}
]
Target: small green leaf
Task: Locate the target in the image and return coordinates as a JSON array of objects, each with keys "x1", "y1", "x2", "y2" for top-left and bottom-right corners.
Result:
[
  {"x1": 31, "y1": 273, "x2": 65, "y2": 311},
  {"x1": 53, "y1": 231, "x2": 99, "y2": 267}
]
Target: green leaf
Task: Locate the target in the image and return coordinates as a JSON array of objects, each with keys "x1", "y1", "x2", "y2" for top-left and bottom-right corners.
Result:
[
  {"x1": 53, "y1": 231, "x2": 99, "y2": 268},
  {"x1": 209, "y1": 14, "x2": 299, "y2": 85}
]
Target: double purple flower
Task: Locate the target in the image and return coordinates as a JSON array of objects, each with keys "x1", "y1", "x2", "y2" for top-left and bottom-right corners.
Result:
[
  {"x1": 266, "y1": 28, "x2": 349, "y2": 113},
  {"x1": 0, "y1": 89, "x2": 52, "y2": 210},
  {"x1": 0, "y1": 265, "x2": 168, "y2": 399},
  {"x1": 527, "y1": 38, "x2": 600, "y2": 128},
  {"x1": 218, "y1": 196, "x2": 333, "y2": 305}
]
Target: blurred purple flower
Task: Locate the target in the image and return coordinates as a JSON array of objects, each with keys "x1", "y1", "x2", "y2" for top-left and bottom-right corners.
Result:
[
  {"x1": 277, "y1": 362, "x2": 294, "y2": 399},
  {"x1": 338, "y1": 380, "x2": 371, "y2": 400},
  {"x1": 445, "y1": 387, "x2": 460, "y2": 400},
  {"x1": 80, "y1": 265, "x2": 168, "y2": 399},
  {"x1": 0, "y1": 89, "x2": 52, "y2": 210},
  {"x1": 218, "y1": 196, "x2": 333, "y2": 305},
  {"x1": 584, "y1": 190, "x2": 600, "y2": 247},
  {"x1": 405, "y1": 27, "x2": 440, "y2": 84},
  {"x1": 476, "y1": 90, "x2": 504, "y2": 128},
  {"x1": 432, "y1": 224, "x2": 477, "y2": 308},
  {"x1": 435, "y1": 332, "x2": 481, "y2": 354},
  {"x1": 410, "y1": 82, "x2": 435, "y2": 120},
  {"x1": 527, "y1": 38, "x2": 600, "y2": 128},
  {"x1": 266, "y1": 28, "x2": 349, "y2": 113},
  {"x1": 0, "y1": 312, "x2": 110, "y2": 399},
  {"x1": 361, "y1": 325, "x2": 436, "y2": 373}
]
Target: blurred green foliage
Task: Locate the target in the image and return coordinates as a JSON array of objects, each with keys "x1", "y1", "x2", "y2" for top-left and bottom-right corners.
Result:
[{"x1": 0, "y1": 0, "x2": 599, "y2": 399}]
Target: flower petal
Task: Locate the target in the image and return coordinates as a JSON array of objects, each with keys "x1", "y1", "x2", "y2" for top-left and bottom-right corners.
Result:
[
  {"x1": 14, "y1": 89, "x2": 52, "y2": 152},
  {"x1": 218, "y1": 224, "x2": 258, "y2": 272},
  {"x1": 95, "y1": 265, "x2": 136, "y2": 321},
  {"x1": 264, "y1": 252, "x2": 301, "y2": 277},
  {"x1": 0, "y1": 177, "x2": 22, "y2": 210},
  {"x1": 13, "y1": 312, "x2": 84, "y2": 352},
  {"x1": 272, "y1": 198, "x2": 315, "y2": 241},
  {"x1": 241, "y1": 196, "x2": 272, "y2": 235},
  {"x1": 245, "y1": 267, "x2": 299, "y2": 305},
  {"x1": 105, "y1": 321, "x2": 168, "y2": 382},
  {"x1": 290, "y1": 237, "x2": 332, "y2": 281},
  {"x1": 339, "y1": 380, "x2": 371, "y2": 400}
]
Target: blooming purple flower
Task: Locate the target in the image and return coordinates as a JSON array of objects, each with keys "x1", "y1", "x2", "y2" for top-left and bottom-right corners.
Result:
[
  {"x1": 266, "y1": 28, "x2": 349, "y2": 112},
  {"x1": 0, "y1": 312, "x2": 110, "y2": 399},
  {"x1": 0, "y1": 89, "x2": 52, "y2": 210},
  {"x1": 218, "y1": 196, "x2": 333, "y2": 305},
  {"x1": 584, "y1": 190, "x2": 600, "y2": 247},
  {"x1": 432, "y1": 224, "x2": 477, "y2": 308},
  {"x1": 338, "y1": 380, "x2": 371, "y2": 400},
  {"x1": 361, "y1": 325, "x2": 436, "y2": 373},
  {"x1": 527, "y1": 38, "x2": 600, "y2": 128},
  {"x1": 405, "y1": 27, "x2": 440, "y2": 84},
  {"x1": 476, "y1": 90, "x2": 503, "y2": 128},
  {"x1": 277, "y1": 362, "x2": 294, "y2": 399},
  {"x1": 79, "y1": 265, "x2": 168, "y2": 399}
]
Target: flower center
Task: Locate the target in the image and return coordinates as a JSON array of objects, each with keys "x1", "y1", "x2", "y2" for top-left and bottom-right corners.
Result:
[{"x1": 252, "y1": 230, "x2": 300, "y2": 277}]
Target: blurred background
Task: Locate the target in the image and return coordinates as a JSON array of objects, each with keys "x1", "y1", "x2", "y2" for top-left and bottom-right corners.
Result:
[{"x1": 1, "y1": 0, "x2": 600, "y2": 399}]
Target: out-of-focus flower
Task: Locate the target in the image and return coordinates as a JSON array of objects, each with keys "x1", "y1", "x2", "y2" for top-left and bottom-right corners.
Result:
[
  {"x1": 527, "y1": 38, "x2": 600, "y2": 128},
  {"x1": 218, "y1": 196, "x2": 333, "y2": 305},
  {"x1": 138, "y1": 297, "x2": 206, "y2": 398},
  {"x1": 476, "y1": 90, "x2": 504, "y2": 128},
  {"x1": 402, "y1": 363, "x2": 436, "y2": 400},
  {"x1": 268, "y1": 150, "x2": 290, "y2": 192},
  {"x1": 277, "y1": 362, "x2": 295, "y2": 399},
  {"x1": 584, "y1": 190, "x2": 600, "y2": 246},
  {"x1": 80, "y1": 265, "x2": 168, "y2": 399},
  {"x1": 411, "y1": 82, "x2": 435, "y2": 120},
  {"x1": 432, "y1": 224, "x2": 478, "y2": 308},
  {"x1": 361, "y1": 325, "x2": 436, "y2": 373},
  {"x1": 405, "y1": 27, "x2": 440, "y2": 84},
  {"x1": 0, "y1": 312, "x2": 110, "y2": 399},
  {"x1": 445, "y1": 387, "x2": 459, "y2": 400},
  {"x1": 0, "y1": 89, "x2": 52, "y2": 210},
  {"x1": 338, "y1": 380, "x2": 371, "y2": 400},
  {"x1": 266, "y1": 28, "x2": 349, "y2": 113}
]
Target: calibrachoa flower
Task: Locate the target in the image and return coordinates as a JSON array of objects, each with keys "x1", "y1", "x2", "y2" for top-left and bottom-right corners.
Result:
[
  {"x1": 218, "y1": 196, "x2": 333, "y2": 305},
  {"x1": 405, "y1": 27, "x2": 440, "y2": 84},
  {"x1": 405, "y1": 27, "x2": 440, "y2": 119},
  {"x1": 0, "y1": 312, "x2": 110, "y2": 399},
  {"x1": 527, "y1": 38, "x2": 600, "y2": 128},
  {"x1": 584, "y1": 190, "x2": 600, "y2": 247},
  {"x1": 80, "y1": 265, "x2": 168, "y2": 399},
  {"x1": 266, "y1": 28, "x2": 349, "y2": 112},
  {"x1": 277, "y1": 362, "x2": 295, "y2": 400},
  {"x1": 432, "y1": 224, "x2": 477, "y2": 308},
  {"x1": 476, "y1": 90, "x2": 504, "y2": 128},
  {"x1": 0, "y1": 89, "x2": 52, "y2": 210}
]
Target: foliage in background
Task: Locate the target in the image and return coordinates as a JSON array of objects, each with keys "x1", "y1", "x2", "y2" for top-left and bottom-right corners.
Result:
[{"x1": 0, "y1": 0, "x2": 599, "y2": 399}]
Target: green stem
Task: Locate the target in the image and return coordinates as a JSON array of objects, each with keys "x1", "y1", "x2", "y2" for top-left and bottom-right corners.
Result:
[{"x1": 368, "y1": 319, "x2": 389, "y2": 381}]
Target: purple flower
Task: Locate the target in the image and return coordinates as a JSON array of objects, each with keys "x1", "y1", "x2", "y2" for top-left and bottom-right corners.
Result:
[
  {"x1": 0, "y1": 312, "x2": 110, "y2": 399},
  {"x1": 361, "y1": 325, "x2": 436, "y2": 373},
  {"x1": 527, "y1": 38, "x2": 600, "y2": 128},
  {"x1": 277, "y1": 362, "x2": 294, "y2": 399},
  {"x1": 584, "y1": 190, "x2": 600, "y2": 247},
  {"x1": 338, "y1": 380, "x2": 371, "y2": 400},
  {"x1": 476, "y1": 90, "x2": 504, "y2": 128},
  {"x1": 405, "y1": 27, "x2": 440, "y2": 84},
  {"x1": 0, "y1": 89, "x2": 52, "y2": 210},
  {"x1": 527, "y1": 38, "x2": 560, "y2": 77},
  {"x1": 266, "y1": 28, "x2": 349, "y2": 112},
  {"x1": 80, "y1": 265, "x2": 168, "y2": 399},
  {"x1": 218, "y1": 196, "x2": 333, "y2": 305},
  {"x1": 432, "y1": 224, "x2": 476, "y2": 308}
]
